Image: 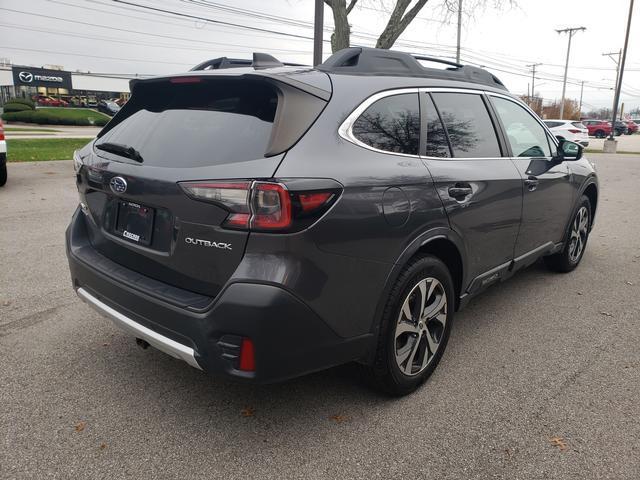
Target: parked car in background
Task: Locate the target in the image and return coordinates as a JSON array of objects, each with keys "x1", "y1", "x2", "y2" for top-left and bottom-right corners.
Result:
[
  {"x1": 582, "y1": 119, "x2": 612, "y2": 138},
  {"x1": 35, "y1": 95, "x2": 68, "y2": 107},
  {"x1": 0, "y1": 118, "x2": 6, "y2": 187},
  {"x1": 97, "y1": 100, "x2": 121, "y2": 116},
  {"x1": 631, "y1": 118, "x2": 640, "y2": 126},
  {"x1": 611, "y1": 120, "x2": 628, "y2": 136},
  {"x1": 625, "y1": 120, "x2": 638, "y2": 134},
  {"x1": 543, "y1": 119, "x2": 589, "y2": 146},
  {"x1": 67, "y1": 48, "x2": 599, "y2": 395}
]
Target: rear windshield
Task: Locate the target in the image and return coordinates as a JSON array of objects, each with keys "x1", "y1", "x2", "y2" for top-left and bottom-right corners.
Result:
[
  {"x1": 95, "y1": 79, "x2": 277, "y2": 167},
  {"x1": 571, "y1": 122, "x2": 586, "y2": 129}
]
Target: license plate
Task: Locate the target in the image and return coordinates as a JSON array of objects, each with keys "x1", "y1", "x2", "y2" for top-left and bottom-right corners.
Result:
[{"x1": 115, "y1": 201, "x2": 154, "y2": 246}]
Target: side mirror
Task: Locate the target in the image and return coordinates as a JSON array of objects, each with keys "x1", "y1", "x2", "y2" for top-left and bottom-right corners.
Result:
[{"x1": 556, "y1": 139, "x2": 583, "y2": 161}]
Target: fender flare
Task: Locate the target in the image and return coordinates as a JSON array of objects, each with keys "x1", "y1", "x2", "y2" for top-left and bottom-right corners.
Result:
[{"x1": 363, "y1": 227, "x2": 468, "y2": 361}]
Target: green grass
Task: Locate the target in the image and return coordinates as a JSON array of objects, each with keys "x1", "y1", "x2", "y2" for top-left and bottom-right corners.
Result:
[
  {"x1": 6, "y1": 138, "x2": 93, "y2": 162},
  {"x1": 4, "y1": 127, "x2": 61, "y2": 133}
]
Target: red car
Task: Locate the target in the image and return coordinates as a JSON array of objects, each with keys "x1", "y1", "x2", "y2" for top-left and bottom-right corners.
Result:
[
  {"x1": 625, "y1": 120, "x2": 638, "y2": 134},
  {"x1": 35, "y1": 95, "x2": 68, "y2": 107},
  {"x1": 582, "y1": 119, "x2": 612, "y2": 138}
]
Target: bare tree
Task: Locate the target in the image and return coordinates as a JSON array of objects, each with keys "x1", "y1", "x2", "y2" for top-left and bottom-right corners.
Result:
[{"x1": 324, "y1": 0, "x2": 515, "y2": 53}]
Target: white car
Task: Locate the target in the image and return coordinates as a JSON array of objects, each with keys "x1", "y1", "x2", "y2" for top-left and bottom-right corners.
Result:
[
  {"x1": 0, "y1": 118, "x2": 6, "y2": 187},
  {"x1": 543, "y1": 119, "x2": 589, "y2": 147}
]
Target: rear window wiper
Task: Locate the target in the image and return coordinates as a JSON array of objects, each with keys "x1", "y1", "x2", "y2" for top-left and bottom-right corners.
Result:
[{"x1": 95, "y1": 142, "x2": 144, "y2": 163}]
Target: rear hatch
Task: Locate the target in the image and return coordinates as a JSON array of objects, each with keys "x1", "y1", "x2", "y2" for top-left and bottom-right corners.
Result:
[{"x1": 76, "y1": 70, "x2": 330, "y2": 298}]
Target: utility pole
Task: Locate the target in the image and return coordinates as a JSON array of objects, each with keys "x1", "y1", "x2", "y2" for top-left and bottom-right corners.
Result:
[
  {"x1": 556, "y1": 27, "x2": 586, "y2": 119},
  {"x1": 578, "y1": 80, "x2": 585, "y2": 117},
  {"x1": 526, "y1": 63, "x2": 542, "y2": 106},
  {"x1": 603, "y1": 50, "x2": 622, "y2": 118},
  {"x1": 608, "y1": 0, "x2": 634, "y2": 143},
  {"x1": 313, "y1": 0, "x2": 324, "y2": 66},
  {"x1": 456, "y1": 0, "x2": 463, "y2": 63}
]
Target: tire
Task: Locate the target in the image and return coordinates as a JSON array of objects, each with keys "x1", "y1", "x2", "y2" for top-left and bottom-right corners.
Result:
[
  {"x1": 0, "y1": 156, "x2": 6, "y2": 187},
  {"x1": 594, "y1": 130, "x2": 605, "y2": 139},
  {"x1": 367, "y1": 255, "x2": 455, "y2": 396},
  {"x1": 544, "y1": 195, "x2": 591, "y2": 273}
]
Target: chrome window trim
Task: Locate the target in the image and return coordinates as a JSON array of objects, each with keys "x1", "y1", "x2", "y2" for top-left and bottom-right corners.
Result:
[
  {"x1": 338, "y1": 87, "x2": 421, "y2": 159},
  {"x1": 338, "y1": 86, "x2": 519, "y2": 161},
  {"x1": 338, "y1": 86, "x2": 559, "y2": 160}
]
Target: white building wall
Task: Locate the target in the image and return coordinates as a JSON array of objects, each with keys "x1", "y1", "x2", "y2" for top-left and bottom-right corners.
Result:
[{"x1": 71, "y1": 74, "x2": 130, "y2": 93}]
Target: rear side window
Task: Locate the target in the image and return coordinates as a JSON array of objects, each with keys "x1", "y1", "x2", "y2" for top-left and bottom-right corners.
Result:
[
  {"x1": 571, "y1": 122, "x2": 586, "y2": 129},
  {"x1": 95, "y1": 79, "x2": 277, "y2": 167},
  {"x1": 424, "y1": 94, "x2": 450, "y2": 157},
  {"x1": 352, "y1": 93, "x2": 420, "y2": 155},
  {"x1": 431, "y1": 93, "x2": 501, "y2": 158},
  {"x1": 544, "y1": 121, "x2": 563, "y2": 128},
  {"x1": 490, "y1": 96, "x2": 552, "y2": 157}
]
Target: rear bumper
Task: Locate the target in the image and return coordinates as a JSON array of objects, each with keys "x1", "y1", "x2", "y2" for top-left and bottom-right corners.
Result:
[
  {"x1": 76, "y1": 287, "x2": 202, "y2": 369},
  {"x1": 66, "y1": 207, "x2": 369, "y2": 383}
]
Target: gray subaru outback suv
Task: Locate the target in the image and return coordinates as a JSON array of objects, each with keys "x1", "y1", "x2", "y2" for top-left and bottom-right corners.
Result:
[{"x1": 66, "y1": 47, "x2": 598, "y2": 395}]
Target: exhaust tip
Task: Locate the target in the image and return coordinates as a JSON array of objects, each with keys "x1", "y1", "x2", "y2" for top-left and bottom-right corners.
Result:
[{"x1": 136, "y1": 338, "x2": 150, "y2": 350}]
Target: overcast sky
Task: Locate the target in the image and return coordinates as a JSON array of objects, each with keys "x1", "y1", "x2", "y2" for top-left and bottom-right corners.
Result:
[{"x1": 0, "y1": 0, "x2": 638, "y2": 110}]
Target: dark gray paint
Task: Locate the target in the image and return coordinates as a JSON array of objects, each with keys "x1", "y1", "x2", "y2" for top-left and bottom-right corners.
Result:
[{"x1": 66, "y1": 66, "x2": 598, "y2": 381}]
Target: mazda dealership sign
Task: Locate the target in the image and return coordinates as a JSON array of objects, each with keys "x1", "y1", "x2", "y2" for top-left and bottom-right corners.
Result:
[{"x1": 12, "y1": 66, "x2": 72, "y2": 89}]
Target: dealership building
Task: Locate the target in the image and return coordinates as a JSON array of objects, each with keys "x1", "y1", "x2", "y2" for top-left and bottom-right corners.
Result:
[{"x1": 0, "y1": 64, "x2": 141, "y2": 105}]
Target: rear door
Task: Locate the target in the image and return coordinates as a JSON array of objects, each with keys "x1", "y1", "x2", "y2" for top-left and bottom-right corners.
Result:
[
  {"x1": 421, "y1": 91, "x2": 523, "y2": 290},
  {"x1": 487, "y1": 94, "x2": 575, "y2": 259}
]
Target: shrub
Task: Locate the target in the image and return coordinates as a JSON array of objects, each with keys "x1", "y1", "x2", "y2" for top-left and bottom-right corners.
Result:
[
  {"x1": 1, "y1": 110, "x2": 110, "y2": 126},
  {"x1": 4, "y1": 97, "x2": 35, "y2": 109},
  {"x1": 3, "y1": 103, "x2": 33, "y2": 113}
]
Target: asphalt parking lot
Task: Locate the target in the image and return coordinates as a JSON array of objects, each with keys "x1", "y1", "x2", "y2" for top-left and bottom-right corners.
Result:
[{"x1": 1, "y1": 154, "x2": 639, "y2": 479}]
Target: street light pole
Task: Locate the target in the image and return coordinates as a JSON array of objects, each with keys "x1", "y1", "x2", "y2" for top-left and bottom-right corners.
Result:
[
  {"x1": 606, "y1": 0, "x2": 634, "y2": 146},
  {"x1": 603, "y1": 50, "x2": 622, "y2": 113},
  {"x1": 313, "y1": 0, "x2": 324, "y2": 66},
  {"x1": 578, "y1": 80, "x2": 585, "y2": 116},
  {"x1": 456, "y1": 0, "x2": 463, "y2": 63},
  {"x1": 556, "y1": 27, "x2": 586, "y2": 119}
]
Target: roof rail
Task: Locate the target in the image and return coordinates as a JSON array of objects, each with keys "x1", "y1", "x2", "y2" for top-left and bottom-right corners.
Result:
[
  {"x1": 190, "y1": 53, "x2": 305, "y2": 71},
  {"x1": 316, "y1": 47, "x2": 506, "y2": 90}
]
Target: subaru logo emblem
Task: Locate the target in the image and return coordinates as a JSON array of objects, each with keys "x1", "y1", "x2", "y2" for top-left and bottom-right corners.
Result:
[
  {"x1": 110, "y1": 176, "x2": 128, "y2": 194},
  {"x1": 18, "y1": 71, "x2": 33, "y2": 83}
]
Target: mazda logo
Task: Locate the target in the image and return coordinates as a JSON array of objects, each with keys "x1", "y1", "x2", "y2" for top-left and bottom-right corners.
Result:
[
  {"x1": 109, "y1": 176, "x2": 128, "y2": 194},
  {"x1": 18, "y1": 71, "x2": 33, "y2": 83}
]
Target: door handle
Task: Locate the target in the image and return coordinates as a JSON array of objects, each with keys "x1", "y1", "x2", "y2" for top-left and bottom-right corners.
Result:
[
  {"x1": 524, "y1": 176, "x2": 539, "y2": 191},
  {"x1": 448, "y1": 184, "x2": 473, "y2": 199}
]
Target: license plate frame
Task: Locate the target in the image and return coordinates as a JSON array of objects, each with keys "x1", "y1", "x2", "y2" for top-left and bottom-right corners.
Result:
[{"x1": 115, "y1": 200, "x2": 155, "y2": 246}]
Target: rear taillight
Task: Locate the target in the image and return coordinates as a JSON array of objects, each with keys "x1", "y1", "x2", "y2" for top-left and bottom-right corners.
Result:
[
  {"x1": 568, "y1": 129, "x2": 582, "y2": 134},
  {"x1": 180, "y1": 179, "x2": 341, "y2": 232},
  {"x1": 0, "y1": 120, "x2": 4, "y2": 141}
]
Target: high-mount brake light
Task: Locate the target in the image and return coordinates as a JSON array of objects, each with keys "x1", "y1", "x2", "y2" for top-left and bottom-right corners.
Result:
[
  {"x1": 179, "y1": 180, "x2": 340, "y2": 232},
  {"x1": 169, "y1": 76, "x2": 202, "y2": 84}
]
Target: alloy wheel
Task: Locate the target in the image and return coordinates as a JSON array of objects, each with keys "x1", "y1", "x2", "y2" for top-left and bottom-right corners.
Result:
[
  {"x1": 394, "y1": 277, "x2": 447, "y2": 376},
  {"x1": 568, "y1": 206, "x2": 589, "y2": 262}
]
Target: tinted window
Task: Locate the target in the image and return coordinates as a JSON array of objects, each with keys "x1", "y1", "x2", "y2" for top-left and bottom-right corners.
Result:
[
  {"x1": 352, "y1": 93, "x2": 420, "y2": 155},
  {"x1": 491, "y1": 96, "x2": 552, "y2": 157},
  {"x1": 544, "y1": 121, "x2": 564, "y2": 128},
  {"x1": 571, "y1": 122, "x2": 586, "y2": 129},
  {"x1": 431, "y1": 93, "x2": 501, "y2": 158},
  {"x1": 424, "y1": 94, "x2": 451, "y2": 157},
  {"x1": 95, "y1": 79, "x2": 277, "y2": 167}
]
